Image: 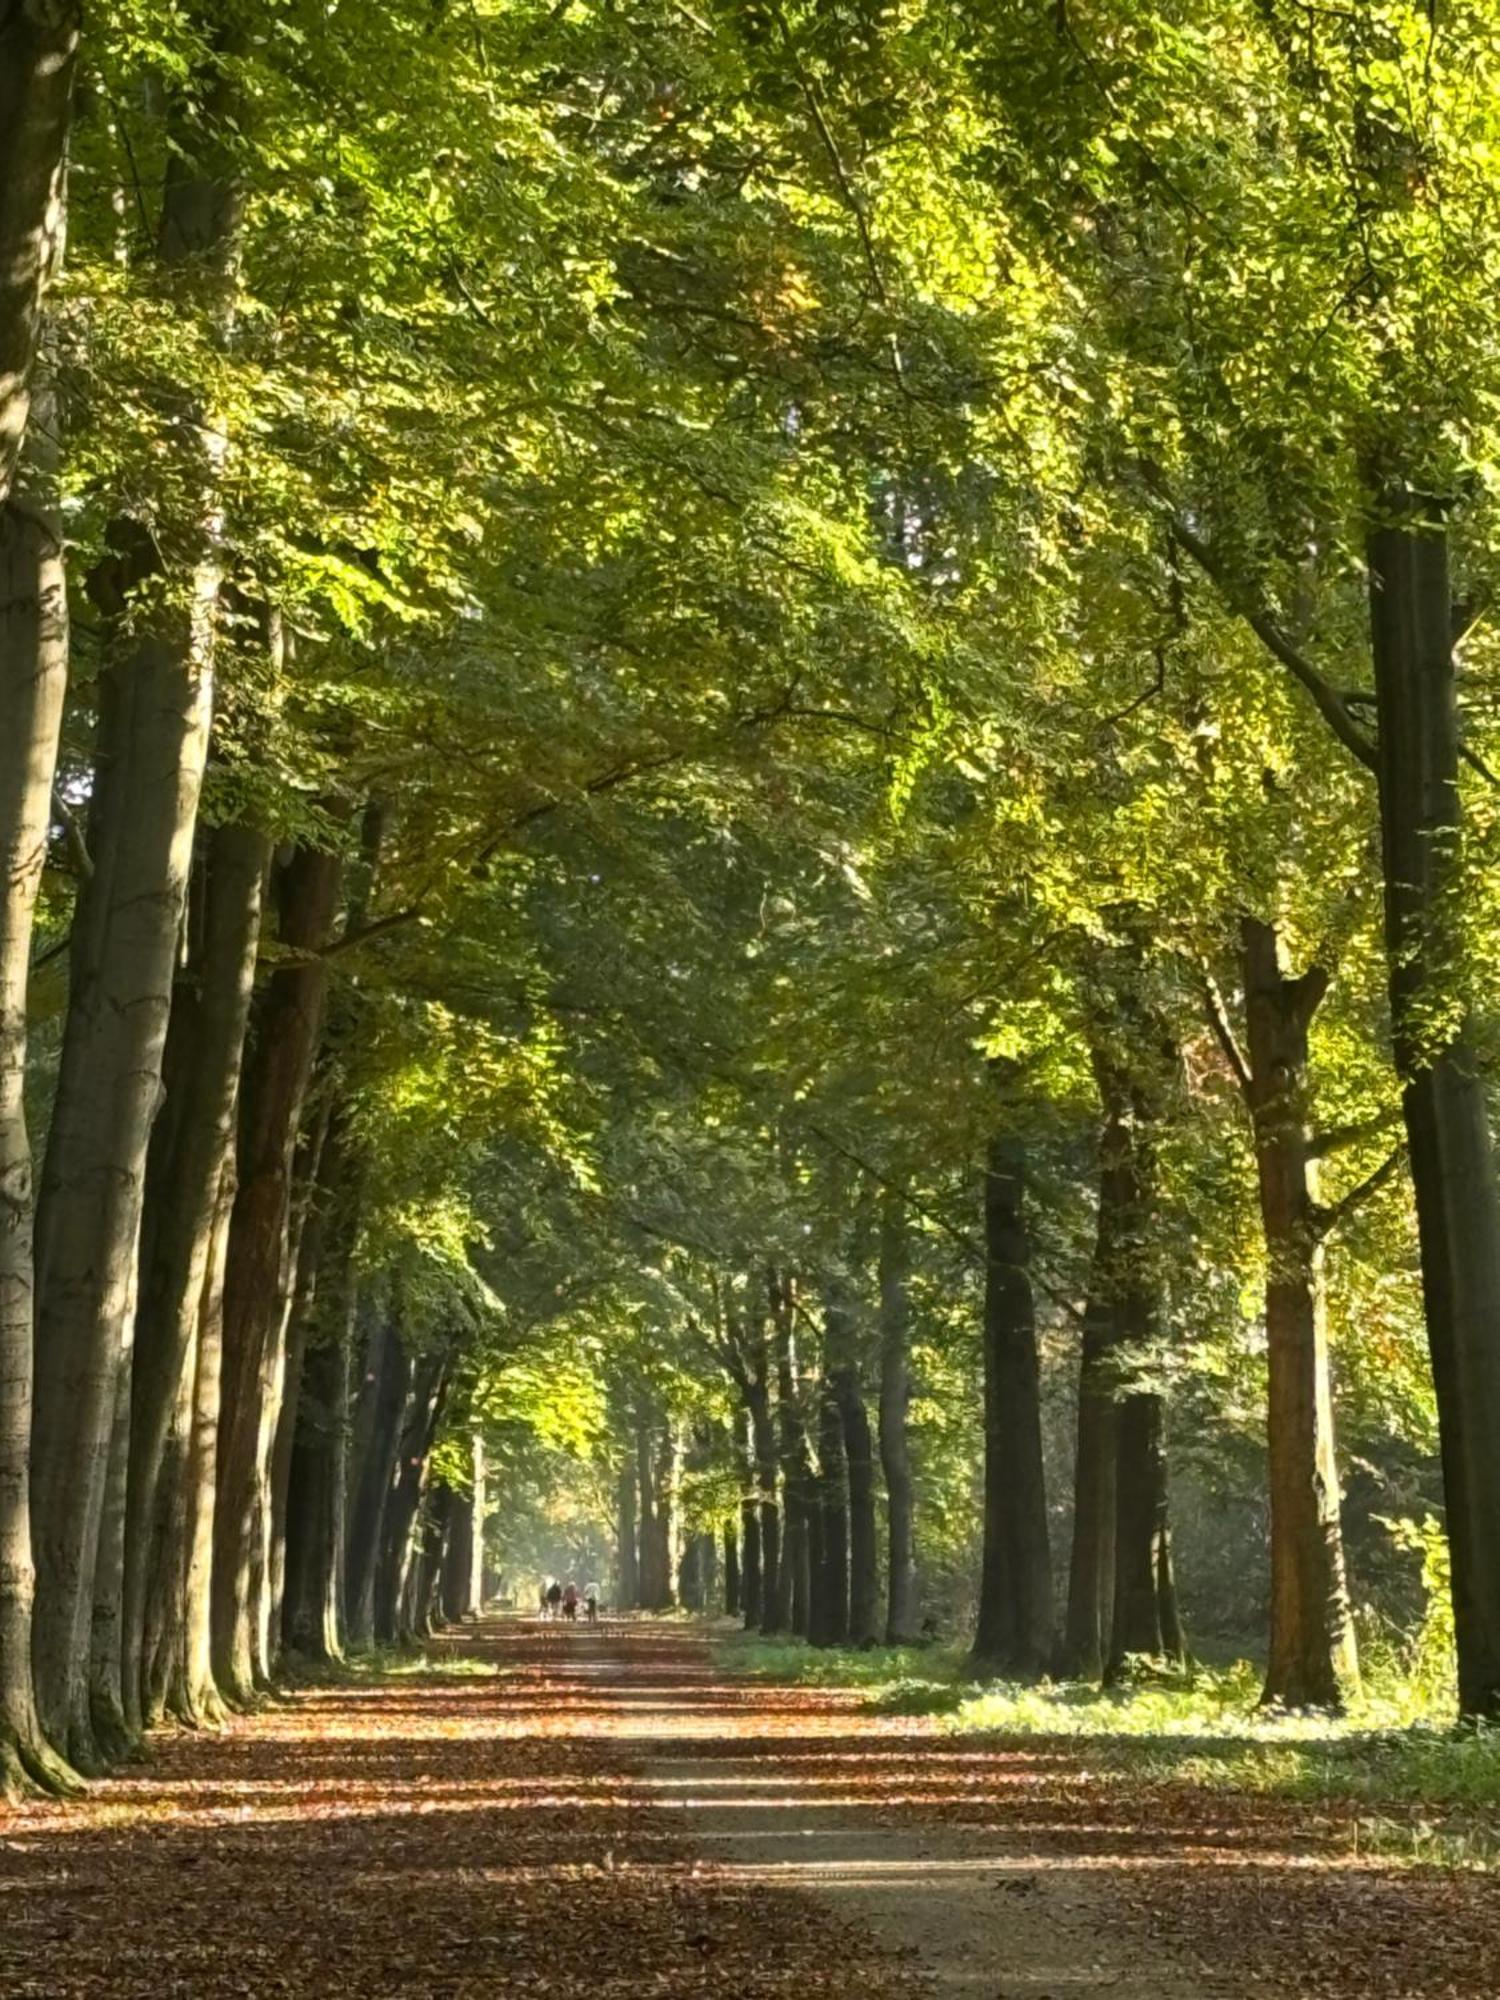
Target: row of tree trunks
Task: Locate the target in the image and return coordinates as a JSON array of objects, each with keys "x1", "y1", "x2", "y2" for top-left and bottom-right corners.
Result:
[
  {"x1": 212, "y1": 844, "x2": 342, "y2": 1701},
  {"x1": 0, "y1": 0, "x2": 80, "y2": 1801}
]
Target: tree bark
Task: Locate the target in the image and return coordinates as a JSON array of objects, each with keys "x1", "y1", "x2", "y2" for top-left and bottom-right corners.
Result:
[
  {"x1": 212, "y1": 844, "x2": 342, "y2": 1700},
  {"x1": 31, "y1": 586, "x2": 214, "y2": 1767},
  {"x1": 972, "y1": 1103, "x2": 1053, "y2": 1675},
  {"x1": 830, "y1": 1306, "x2": 879, "y2": 1649},
  {"x1": 1369, "y1": 497, "x2": 1500, "y2": 1718},
  {"x1": 345, "y1": 1316, "x2": 408, "y2": 1648},
  {"x1": 614, "y1": 1452, "x2": 639, "y2": 1611},
  {"x1": 738, "y1": 1414, "x2": 762, "y2": 1630},
  {"x1": 1060, "y1": 1099, "x2": 1125, "y2": 1681},
  {"x1": 0, "y1": 4, "x2": 75, "y2": 1780},
  {"x1": 812, "y1": 1304, "x2": 850, "y2": 1649},
  {"x1": 722, "y1": 1520, "x2": 740, "y2": 1617},
  {"x1": 1241, "y1": 916, "x2": 1359, "y2": 1708},
  {"x1": 770, "y1": 1270, "x2": 813, "y2": 1636},
  {"x1": 877, "y1": 1199, "x2": 920, "y2": 1646},
  {"x1": 746, "y1": 1373, "x2": 781, "y2": 1634},
  {"x1": 373, "y1": 1353, "x2": 447, "y2": 1644},
  {"x1": 122, "y1": 821, "x2": 266, "y2": 1731}
]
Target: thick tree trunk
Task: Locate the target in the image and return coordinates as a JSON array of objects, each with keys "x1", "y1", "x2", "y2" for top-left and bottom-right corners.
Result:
[
  {"x1": 1369, "y1": 499, "x2": 1500, "y2": 1718},
  {"x1": 635, "y1": 1420, "x2": 661, "y2": 1607},
  {"x1": 213, "y1": 845, "x2": 342, "y2": 1700},
  {"x1": 972, "y1": 1110, "x2": 1053, "y2": 1675},
  {"x1": 614, "y1": 1453, "x2": 639, "y2": 1611},
  {"x1": 86, "y1": 1300, "x2": 137, "y2": 1761},
  {"x1": 1109, "y1": 1391, "x2": 1182, "y2": 1668},
  {"x1": 0, "y1": 40, "x2": 74, "y2": 1783},
  {"x1": 123, "y1": 821, "x2": 266, "y2": 1730},
  {"x1": 31, "y1": 601, "x2": 214, "y2": 1767},
  {"x1": 647, "y1": 1428, "x2": 679, "y2": 1611},
  {"x1": 345, "y1": 1317, "x2": 408, "y2": 1647},
  {"x1": 1060, "y1": 1101, "x2": 1125, "y2": 1681},
  {"x1": 1241, "y1": 916, "x2": 1358, "y2": 1709},
  {"x1": 877, "y1": 1200, "x2": 919, "y2": 1646}
]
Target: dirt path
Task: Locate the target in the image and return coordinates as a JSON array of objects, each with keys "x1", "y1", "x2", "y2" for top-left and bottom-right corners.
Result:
[{"x1": 3, "y1": 1619, "x2": 1499, "y2": 1998}]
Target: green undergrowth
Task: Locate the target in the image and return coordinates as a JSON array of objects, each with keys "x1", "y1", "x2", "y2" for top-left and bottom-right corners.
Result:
[
  {"x1": 282, "y1": 1642, "x2": 502, "y2": 1687},
  {"x1": 716, "y1": 1632, "x2": 1500, "y2": 1868}
]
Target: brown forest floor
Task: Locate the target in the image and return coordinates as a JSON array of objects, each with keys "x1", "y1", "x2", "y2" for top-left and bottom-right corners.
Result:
[{"x1": 2, "y1": 1618, "x2": 1498, "y2": 1998}]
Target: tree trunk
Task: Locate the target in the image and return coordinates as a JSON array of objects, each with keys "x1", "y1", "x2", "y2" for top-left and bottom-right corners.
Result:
[
  {"x1": 373, "y1": 1354, "x2": 447, "y2": 1644},
  {"x1": 812, "y1": 1307, "x2": 850, "y2": 1648},
  {"x1": 344, "y1": 1316, "x2": 408, "y2": 1648},
  {"x1": 877, "y1": 1199, "x2": 919, "y2": 1646},
  {"x1": 1369, "y1": 498, "x2": 1500, "y2": 1719},
  {"x1": 123, "y1": 820, "x2": 266, "y2": 1731},
  {"x1": 738, "y1": 1415, "x2": 762, "y2": 1630},
  {"x1": 614, "y1": 1453, "x2": 639, "y2": 1611},
  {"x1": 647, "y1": 1427, "x2": 679, "y2": 1611},
  {"x1": 972, "y1": 1108, "x2": 1053, "y2": 1675},
  {"x1": 1109, "y1": 1391, "x2": 1182, "y2": 1668},
  {"x1": 1241, "y1": 916, "x2": 1359, "y2": 1709},
  {"x1": 829, "y1": 1289, "x2": 879, "y2": 1649},
  {"x1": 213, "y1": 844, "x2": 342, "y2": 1700},
  {"x1": 746, "y1": 1375, "x2": 781, "y2": 1634},
  {"x1": 1060, "y1": 1103, "x2": 1125, "y2": 1681},
  {"x1": 0, "y1": 11, "x2": 75, "y2": 1783},
  {"x1": 722, "y1": 1521, "x2": 740, "y2": 1617},
  {"x1": 770, "y1": 1271, "x2": 812, "y2": 1636},
  {"x1": 31, "y1": 593, "x2": 214, "y2": 1768}
]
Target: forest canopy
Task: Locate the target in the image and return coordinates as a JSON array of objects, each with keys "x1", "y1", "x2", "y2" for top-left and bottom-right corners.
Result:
[{"x1": 4, "y1": 0, "x2": 1500, "y2": 1800}]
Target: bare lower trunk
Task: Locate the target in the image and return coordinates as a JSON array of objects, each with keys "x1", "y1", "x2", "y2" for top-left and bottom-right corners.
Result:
[
  {"x1": 1109, "y1": 1392, "x2": 1181, "y2": 1669},
  {"x1": 972, "y1": 1107, "x2": 1053, "y2": 1675},
  {"x1": 877, "y1": 1200, "x2": 919, "y2": 1645},
  {"x1": 123, "y1": 821, "x2": 266, "y2": 1731},
  {"x1": 614, "y1": 1453, "x2": 639, "y2": 1611},
  {"x1": 345, "y1": 1317, "x2": 408, "y2": 1647},
  {"x1": 812, "y1": 1308, "x2": 850, "y2": 1649},
  {"x1": 1242, "y1": 917, "x2": 1358, "y2": 1709},
  {"x1": 722, "y1": 1521, "x2": 740, "y2": 1616},
  {"x1": 373, "y1": 1354, "x2": 447, "y2": 1644},
  {"x1": 746, "y1": 1379, "x2": 781, "y2": 1634},
  {"x1": 1370, "y1": 499, "x2": 1500, "y2": 1718},
  {"x1": 168, "y1": 1165, "x2": 232, "y2": 1726},
  {"x1": 213, "y1": 845, "x2": 341, "y2": 1701},
  {"x1": 833, "y1": 1356, "x2": 879, "y2": 1648},
  {"x1": 0, "y1": 392, "x2": 72, "y2": 1796},
  {"x1": 32, "y1": 624, "x2": 213, "y2": 1766},
  {"x1": 1060, "y1": 1108, "x2": 1125, "y2": 1682},
  {"x1": 770, "y1": 1271, "x2": 812, "y2": 1635},
  {"x1": 738, "y1": 1417, "x2": 761, "y2": 1630}
]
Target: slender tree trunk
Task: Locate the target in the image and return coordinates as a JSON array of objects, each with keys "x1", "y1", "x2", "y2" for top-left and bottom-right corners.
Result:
[
  {"x1": 373, "y1": 1354, "x2": 446, "y2": 1644},
  {"x1": 1369, "y1": 498, "x2": 1500, "y2": 1718},
  {"x1": 0, "y1": 9, "x2": 75, "y2": 1783},
  {"x1": 830, "y1": 1305, "x2": 879, "y2": 1648},
  {"x1": 812, "y1": 1304, "x2": 850, "y2": 1648},
  {"x1": 212, "y1": 845, "x2": 341, "y2": 1700},
  {"x1": 648, "y1": 1427, "x2": 679, "y2": 1611},
  {"x1": 877, "y1": 1199, "x2": 919, "y2": 1646},
  {"x1": 1060, "y1": 1100, "x2": 1125, "y2": 1681},
  {"x1": 770, "y1": 1271, "x2": 812, "y2": 1636},
  {"x1": 86, "y1": 1295, "x2": 137, "y2": 1761},
  {"x1": 614, "y1": 1453, "x2": 639, "y2": 1611},
  {"x1": 164, "y1": 1161, "x2": 233, "y2": 1726},
  {"x1": 746, "y1": 1376, "x2": 781, "y2": 1634},
  {"x1": 723, "y1": 1521, "x2": 740, "y2": 1616},
  {"x1": 972, "y1": 1104, "x2": 1053, "y2": 1675},
  {"x1": 123, "y1": 821, "x2": 266, "y2": 1731},
  {"x1": 344, "y1": 1317, "x2": 407, "y2": 1648},
  {"x1": 738, "y1": 1414, "x2": 762, "y2": 1630},
  {"x1": 1241, "y1": 916, "x2": 1359, "y2": 1708}
]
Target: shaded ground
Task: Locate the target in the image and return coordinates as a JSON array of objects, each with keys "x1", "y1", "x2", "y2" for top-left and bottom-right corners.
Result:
[{"x1": 2, "y1": 1619, "x2": 1498, "y2": 1997}]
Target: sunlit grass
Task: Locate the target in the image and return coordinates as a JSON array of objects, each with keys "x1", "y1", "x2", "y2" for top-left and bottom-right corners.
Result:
[{"x1": 717, "y1": 1632, "x2": 1500, "y2": 1867}]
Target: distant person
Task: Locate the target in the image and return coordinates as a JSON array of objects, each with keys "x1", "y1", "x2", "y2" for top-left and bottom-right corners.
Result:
[
  {"x1": 584, "y1": 1583, "x2": 600, "y2": 1624},
  {"x1": 539, "y1": 1581, "x2": 551, "y2": 1620},
  {"x1": 547, "y1": 1579, "x2": 563, "y2": 1620},
  {"x1": 562, "y1": 1580, "x2": 580, "y2": 1622}
]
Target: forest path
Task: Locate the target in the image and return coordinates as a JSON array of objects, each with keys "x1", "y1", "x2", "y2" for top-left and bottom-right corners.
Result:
[{"x1": 2, "y1": 1618, "x2": 1498, "y2": 1998}]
